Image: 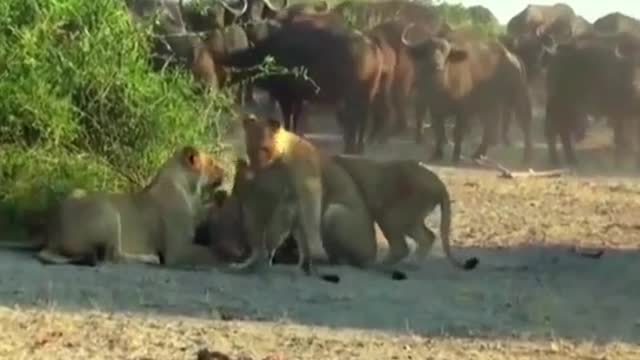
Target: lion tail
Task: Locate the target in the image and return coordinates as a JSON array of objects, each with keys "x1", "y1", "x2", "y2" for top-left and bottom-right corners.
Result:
[
  {"x1": 439, "y1": 187, "x2": 479, "y2": 270},
  {"x1": 0, "y1": 238, "x2": 45, "y2": 251}
]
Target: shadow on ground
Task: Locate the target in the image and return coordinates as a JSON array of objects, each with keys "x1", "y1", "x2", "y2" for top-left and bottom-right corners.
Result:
[{"x1": 0, "y1": 243, "x2": 637, "y2": 344}]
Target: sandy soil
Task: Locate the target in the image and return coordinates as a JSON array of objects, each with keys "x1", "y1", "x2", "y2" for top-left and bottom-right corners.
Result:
[{"x1": 1, "y1": 107, "x2": 640, "y2": 359}]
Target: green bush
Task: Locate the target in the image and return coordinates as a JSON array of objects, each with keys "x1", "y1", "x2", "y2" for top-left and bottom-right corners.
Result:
[
  {"x1": 0, "y1": 0, "x2": 234, "y2": 229},
  {"x1": 433, "y1": 2, "x2": 504, "y2": 39},
  {"x1": 330, "y1": 0, "x2": 504, "y2": 39}
]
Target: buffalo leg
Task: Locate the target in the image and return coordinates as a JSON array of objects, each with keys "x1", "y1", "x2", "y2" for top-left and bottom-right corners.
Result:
[
  {"x1": 472, "y1": 110, "x2": 498, "y2": 160},
  {"x1": 356, "y1": 101, "x2": 370, "y2": 154},
  {"x1": 500, "y1": 106, "x2": 513, "y2": 146},
  {"x1": 545, "y1": 103, "x2": 561, "y2": 166},
  {"x1": 277, "y1": 97, "x2": 295, "y2": 131},
  {"x1": 291, "y1": 101, "x2": 306, "y2": 135},
  {"x1": 612, "y1": 117, "x2": 629, "y2": 168},
  {"x1": 559, "y1": 124, "x2": 577, "y2": 166},
  {"x1": 452, "y1": 114, "x2": 468, "y2": 164},
  {"x1": 636, "y1": 118, "x2": 640, "y2": 169},
  {"x1": 515, "y1": 94, "x2": 533, "y2": 164},
  {"x1": 430, "y1": 114, "x2": 446, "y2": 161},
  {"x1": 368, "y1": 92, "x2": 389, "y2": 144},
  {"x1": 337, "y1": 106, "x2": 358, "y2": 154},
  {"x1": 414, "y1": 100, "x2": 429, "y2": 144}
]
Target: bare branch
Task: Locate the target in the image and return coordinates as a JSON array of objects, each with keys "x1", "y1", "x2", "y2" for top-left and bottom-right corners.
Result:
[{"x1": 468, "y1": 155, "x2": 570, "y2": 179}]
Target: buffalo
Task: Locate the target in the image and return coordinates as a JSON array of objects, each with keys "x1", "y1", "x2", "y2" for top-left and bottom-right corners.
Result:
[
  {"x1": 500, "y1": 4, "x2": 594, "y2": 146},
  {"x1": 593, "y1": 12, "x2": 640, "y2": 35},
  {"x1": 215, "y1": 16, "x2": 385, "y2": 154},
  {"x1": 366, "y1": 20, "x2": 447, "y2": 144},
  {"x1": 544, "y1": 32, "x2": 640, "y2": 168},
  {"x1": 502, "y1": 3, "x2": 591, "y2": 81},
  {"x1": 401, "y1": 24, "x2": 533, "y2": 164}
]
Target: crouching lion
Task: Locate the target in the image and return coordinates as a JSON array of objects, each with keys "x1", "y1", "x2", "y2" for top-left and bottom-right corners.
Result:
[
  {"x1": 210, "y1": 156, "x2": 407, "y2": 280},
  {"x1": 229, "y1": 114, "x2": 342, "y2": 283},
  {"x1": 12, "y1": 146, "x2": 225, "y2": 268},
  {"x1": 332, "y1": 155, "x2": 479, "y2": 270}
]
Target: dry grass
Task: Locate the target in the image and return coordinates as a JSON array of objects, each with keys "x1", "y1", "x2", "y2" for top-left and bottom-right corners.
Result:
[
  {"x1": 1, "y1": 112, "x2": 639, "y2": 359},
  {"x1": 1, "y1": 307, "x2": 638, "y2": 360}
]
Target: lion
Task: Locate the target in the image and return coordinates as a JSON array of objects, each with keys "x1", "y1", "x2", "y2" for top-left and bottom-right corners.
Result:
[
  {"x1": 212, "y1": 157, "x2": 407, "y2": 280},
  {"x1": 4, "y1": 146, "x2": 226, "y2": 268},
  {"x1": 230, "y1": 114, "x2": 344, "y2": 282},
  {"x1": 332, "y1": 155, "x2": 479, "y2": 270}
]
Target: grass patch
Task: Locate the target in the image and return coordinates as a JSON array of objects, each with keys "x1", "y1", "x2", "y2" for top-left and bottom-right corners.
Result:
[{"x1": 0, "y1": 0, "x2": 235, "y2": 237}]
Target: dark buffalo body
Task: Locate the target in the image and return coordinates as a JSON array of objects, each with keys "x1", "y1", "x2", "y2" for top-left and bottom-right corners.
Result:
[
  {"x1": 593, "y1": 12, "x2": 640, "y2": 35},
  {"x1": 366, "y1": 19, "x2": 447, "y2": 144},
  {"x1": 502, "y1": 3, "x2": 589, "y2": 81},
  {"x1": 402, "y1": 25, "x2": 533, "y2": 163},
  {"x1": 544, "y1": 32, "x2": 640, "y2": 167},
  {"x1": 216, "y1": 16, "x2": 384, "y2": 154}
]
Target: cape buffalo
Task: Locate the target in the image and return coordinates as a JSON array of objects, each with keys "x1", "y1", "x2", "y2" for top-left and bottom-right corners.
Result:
[
  {"x1": 544, "y1": 33, "x2": 640, "y2": 168},
  {"x1": 366, "y1": 20, "x2": 447, "y2": 144},
  {"x1": 502, "y1": 3, "x2": 592, "y2": 81},
  {"x1": 401, "y1": 24, "x2": 533, "y2": 164},
  {"x1": 507, "y1": 3, "x2": 576, "y2": 39},
  {"x1": 215, "y1": 17, "x2": 385, "y2": 154},
  {"x1": 594, "y1": 12, "x2": 640, "y2": 35}
]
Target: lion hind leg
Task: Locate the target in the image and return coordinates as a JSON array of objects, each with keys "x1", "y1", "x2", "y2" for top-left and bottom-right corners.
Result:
[
  {"x1": 408, "y1": 223, "x2": 436, "y2": 263},
  {"x1": 292, "y1": 195, "x2": 340, "y2": 283},
  {"x1": 36, "y1": 248, "x2": 75, "y2": 265},
  {"x1": 323, "y1": 203, "x2": 406, "y2": 280},
  {"x1": 225, "y1": 250, "x2": 269, "y2": 273},
  {"x1": 378, "y1": 211, "x2": 411, "y2": 268},
  {"x1": 322, "y1": 203, "x2": 374, "y2": 267},
  {"x1": 111, "y1": 211, "x2": 160, "y2": 266}
]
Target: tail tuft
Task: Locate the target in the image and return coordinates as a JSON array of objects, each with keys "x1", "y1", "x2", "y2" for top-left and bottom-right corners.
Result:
[
  {"x1": 321, "y1": 274, "x2": 341, "y2": 283},
  {"x1": 391, "y1": 271, "x2": 407, "y2": 281},
  {"x1": 463, "y1": 257, "x2": 479, "y2": 270}
]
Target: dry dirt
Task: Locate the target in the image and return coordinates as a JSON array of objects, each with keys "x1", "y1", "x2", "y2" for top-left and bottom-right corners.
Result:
[{"x1": 1, "y1": 108, "x2": 640, "y2": 360}]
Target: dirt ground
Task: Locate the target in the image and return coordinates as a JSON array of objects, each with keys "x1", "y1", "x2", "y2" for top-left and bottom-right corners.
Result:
[{"x1": 1, "y1": 107, "x2": 640, "y2": 359}]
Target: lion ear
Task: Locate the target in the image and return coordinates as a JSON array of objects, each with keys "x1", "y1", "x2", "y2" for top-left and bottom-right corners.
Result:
[
  {"x1": 183, "y1": 146, "x2": 201, "y2": 169},
  {"x1": 266, "y1": 118, "x2": 282, "y2": 132},
  {"x1": 242, "y1": 113, "x2": 259, "y2": 130}
]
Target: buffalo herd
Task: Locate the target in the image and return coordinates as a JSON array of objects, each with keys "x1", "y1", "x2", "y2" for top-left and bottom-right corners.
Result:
[{"x1": 127, "y1": 0, "x2": 640, "y2": 168}]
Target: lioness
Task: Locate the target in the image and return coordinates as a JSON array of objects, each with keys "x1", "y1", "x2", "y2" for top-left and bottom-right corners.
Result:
[
  {"x1": 234, "y1": 114, "x2": 341, "y2": 282},
  {"x1": 332, "y1": 155, "x2": 479, "y2": 270},
  {"x1": 30, "y1": 145, "x2": 225, "y2": 267},
  {"x1": 212, "y1": 158, "x2": 407, "y2": 280}
]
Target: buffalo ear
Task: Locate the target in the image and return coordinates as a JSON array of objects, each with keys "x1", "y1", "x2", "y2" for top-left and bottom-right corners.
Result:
[
  {"x1": 447, "y1": 48, "x2": 468, "y2": 63},
  {"x1": 266, "y1": 118, "x2": 282, "y2": 132}
]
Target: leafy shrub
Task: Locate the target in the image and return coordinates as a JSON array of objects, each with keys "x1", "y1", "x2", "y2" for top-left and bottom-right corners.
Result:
[
  {"x1": 329, "y1": 0, "x2": 504, "y2": 39},
  {"x1": 433, "y1": 2, "x2": 504, "y2": 39},
  {"x1": 0, "y1": 0, "x2": 234, "y2": 229}
]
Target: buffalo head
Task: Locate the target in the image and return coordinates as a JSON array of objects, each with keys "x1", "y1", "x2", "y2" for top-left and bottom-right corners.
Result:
[
  {"x1": 499, "y1": 32, "x2": 557, "y2": 81},
  {"x1": 401, "y1": 23, "x2": 468, "y2": 72}
]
